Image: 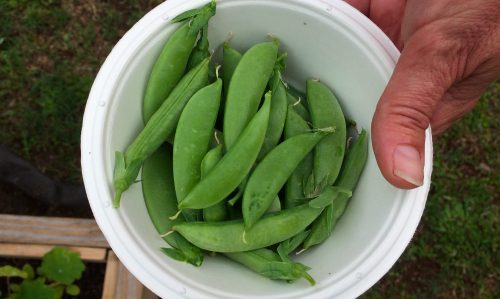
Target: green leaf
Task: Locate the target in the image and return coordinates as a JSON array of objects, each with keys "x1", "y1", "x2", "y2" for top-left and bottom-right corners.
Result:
[
  {"x1": 65, "y1": 284, "x2": 80, "y2": 296},
  {"x1": 53, "y1": 285, "x2": 64, "y2": 299},
  {"x1": 38, "y1": 247, "x2": 85, "y2": 285},
  {"x1": 16, "y1": 280, "x2": 57, "y2": 299},
  {"x1": 0, "y1": 265, "x2": 28, "y2": 278},
  {"x1": 22, "y1": 264, "x2": 35, "y2": 280}
]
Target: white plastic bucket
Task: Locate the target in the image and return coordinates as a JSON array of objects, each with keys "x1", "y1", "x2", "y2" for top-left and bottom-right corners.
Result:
[{"x1": 81, "y1": 0, "x2": 433, "y2": 298}]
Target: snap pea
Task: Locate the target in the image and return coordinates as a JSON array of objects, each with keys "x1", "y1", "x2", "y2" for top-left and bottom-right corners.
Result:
[
  {"x1": 257, "y1": 69, "x2": 288, "y2": 160},
  {"x1": 173, "y1": 78, "x2": 222, "y2": 221},
  {"x1": 223, "y1": 41, "x2": 278, "y2": 149},
  {"x1": 143, "y1": 2, "x2": 215, "y2": 123},
  {"x1": 303, "y1": 129, "x2": 368, "y2": 249},
  {"x1": 224, "y1": 249, "x2": 315, "y2": 285},
  {"x1": 113, "y1": 58, "x2": 209, "y2": 208},
  {"x1": 284, "y1": 107, "x2": 313, "y2": 209},
  {"x1": 243, "y1": 131, "x2": 330, "y2": 229},
  {"x1": 142, "y1": 145, "x2": 203, "y2": 266},
  {"x1": 306, "y1": 79, "x2": 346, "y2": 193},
  {"x1": 201, "y1": 145, "x2": 228, "y2": 222},
  {"x1": 222, "y1": 41, "x2": 242, "y2": 97},
  {"x1": 186, "y1": 25, "x2": 210, "y2": 71},
  {"x1": 173, "y1": 203, "x2": 324, "y2": 252},
  {"x1": 178, "y1": 93, "x2": 271, "y2": 210}
]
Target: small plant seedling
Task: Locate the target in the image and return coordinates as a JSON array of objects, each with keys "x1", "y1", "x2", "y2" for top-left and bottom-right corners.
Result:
[{"x1": 0, "y1": 246, "x2": 85, "y2": 299}]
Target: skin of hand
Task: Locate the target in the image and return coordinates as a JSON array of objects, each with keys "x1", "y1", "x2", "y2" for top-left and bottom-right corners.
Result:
[{"x1": 346, "y1": 0, "x2": 500, "y2": 189}]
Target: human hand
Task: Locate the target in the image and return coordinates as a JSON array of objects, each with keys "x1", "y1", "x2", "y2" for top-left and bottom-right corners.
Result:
[{"x1": 346, "y1": 0, "x2": 500, "y2": 188}]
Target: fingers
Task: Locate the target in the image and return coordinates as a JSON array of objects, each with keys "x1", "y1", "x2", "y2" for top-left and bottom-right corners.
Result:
[{"x1": 371, "y1": 32, "x2": 455, "y2": 189}]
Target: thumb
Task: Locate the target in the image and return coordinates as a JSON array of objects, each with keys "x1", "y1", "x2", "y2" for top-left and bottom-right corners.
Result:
[{"x1": 372, "y1": 34, "x2": 454, "y2": 189}]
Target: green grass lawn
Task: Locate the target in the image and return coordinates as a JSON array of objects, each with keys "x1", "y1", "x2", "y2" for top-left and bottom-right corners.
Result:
[{"x1": 1, "y1": 1, "x2": 498, "y2": 298}]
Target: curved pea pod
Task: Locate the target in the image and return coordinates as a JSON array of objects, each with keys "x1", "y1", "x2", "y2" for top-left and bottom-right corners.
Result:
[
  {"x1": 303, "y1": 129, "x2": 369, "y2": 249},
  {"x1": 113, "y1": 58, "x2": 209, "y2": 208},
  {"x1": 306, "y1": 79, "x2": 346, "y2": 193},
  {"x1": 171, "y1": 0, "x2": 216, "y2": 35},
  {"x1": 223, "y1": 41, "x2": 279, "y2": 149},
  {"x1": 173, "y1": 203, "x2": 324, "y2": 252},
  {"x1": 173, "y1": 78, "x2": 222, "y2": 221},
  {"x1": 284, "y1": 107, "x2": 313, "y2": 209},
  {"x1": 242, "y1": 131, "x2": 330, "y2": 229},
  {"x1": 258, "y1": 70, "x2": 288, "y2": 160},
  {"x1": 142, "y1": 145, "x2": 203, "y2": 266},
  {"x1": 143, "y1": 1, "x2": 215, "y2": 123},
  {"x1": 224, "y1": 249, "x2": 315, "y2": 285},
  {"x1": 201, "y1": 145, "x2": 228, "y2": 222},
  {"x1": 178, "y1": 93, "x2": 271, "y2": 210}
]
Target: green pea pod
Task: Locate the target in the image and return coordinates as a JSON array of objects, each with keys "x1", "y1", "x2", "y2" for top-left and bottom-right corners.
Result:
[
  {"x1": 307, "y1": 79, "x2": 346, "y2": 193},
  {"x1": 143, "y1": 1, "x2": 215, "y2": 123},
  {"x1": 258, "y1": 70, "x2": 288, "y2": 160},
  {"x1": 187, "y1": 25, "x2": 210, "y2": 71},
  {"x1": 243, "y1": 131, "x2": 330, "y2": 229},
  {"x1": 178, "y1": 93, "x2": 271, "y2": 210},
  {"x1": 201, "y1": 145, "x2": 228, "y2": 222},
  {"x1": 113, "y1": 58, "x2": 209, "y2": 208},
  {"x1": 224, "y1": 250, "x2": 315, "y2": 285},
  {"x1": 173, "y1": 78, "x2": 222, "y2": 221},
  {"x1": 223, "y1": 41, "x2": 278, "y2": 150},
  {"x1": 173, "y1": 203, "x2": 324, "y2": 252},
  {"x1": 277, "y1": 230, "x2": 311, "y2": 262},
  {"x1": 142, "y1": 145, "x2": 203, "y2": 267},
  {"x1": 284, "y1": 107, "x2": 313, "y2": 209},
  {"x1": 303, "y1": 129, "x2": 368, "y2": 249},
  {"x1": 222, "y1": 41, "x2": 242, "y2": 97}
]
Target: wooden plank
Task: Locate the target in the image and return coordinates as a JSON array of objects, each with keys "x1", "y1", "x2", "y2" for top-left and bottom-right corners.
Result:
[
  {"x1": 103, "y1": 251, "x2": 147, "y2": 299},
  {"x1": 0, "y1": 214, "x2": 108, "y2": 248},
  {"x1": 0, "y1": 243, "x2": 107, "y2": 262}
]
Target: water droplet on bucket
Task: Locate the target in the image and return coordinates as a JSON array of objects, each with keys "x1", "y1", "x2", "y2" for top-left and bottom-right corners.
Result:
[
  {"x1": 179, "y1": 287, "x2": 187, "y2": 295},
  {"x1": 355, "y1": 272, "x2": 363, "y2": 279},
  {"x1": 98, "y1": 101, "x2": 106, "y2": 107},
  {"x1": 161, "y1": 14, "x2": 170, "y2": 21},
  {"x1": 104, "y1": 201, "x2": 111, "y2": 208},
  {"x1": 326, "y1": 6, "x2": 333, "y2": 12}
]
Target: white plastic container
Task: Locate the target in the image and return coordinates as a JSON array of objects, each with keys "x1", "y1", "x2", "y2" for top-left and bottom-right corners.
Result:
[{"x1": 81, "y1": 0, "x2": 433, "y2": 298}]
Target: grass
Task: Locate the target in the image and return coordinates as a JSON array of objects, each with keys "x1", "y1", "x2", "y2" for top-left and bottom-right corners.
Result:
[{"x1": 0, "y1": 1, "x2": 498, "y2": 297}]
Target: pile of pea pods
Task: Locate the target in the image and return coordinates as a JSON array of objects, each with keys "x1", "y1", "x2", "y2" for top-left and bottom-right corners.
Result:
[{"x1": 112, "y1": 1, "x2": 368, "y2": 285}]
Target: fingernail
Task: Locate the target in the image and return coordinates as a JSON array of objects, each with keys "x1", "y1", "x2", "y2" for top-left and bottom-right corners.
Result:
[{"x1": 393, "y1": 145, "x2": 424, "y2": 187}]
